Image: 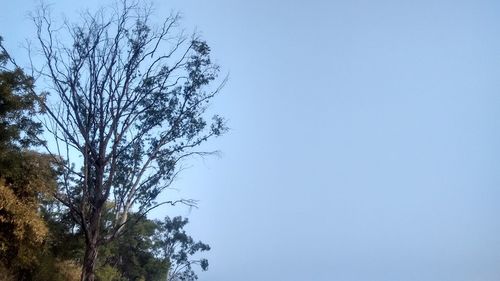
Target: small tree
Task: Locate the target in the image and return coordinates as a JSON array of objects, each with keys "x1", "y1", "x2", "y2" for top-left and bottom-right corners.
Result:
[
  {"x1": 154, "y1": 216, "x2": 210, "y2": 281},
  {"x1": 30, "y1": 1, "x2": 227, "y2": 280}
]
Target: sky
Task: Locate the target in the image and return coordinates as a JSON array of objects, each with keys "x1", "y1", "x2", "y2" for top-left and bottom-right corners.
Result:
[{"x1": 2, "y1": 0, "x2": 500, "y2": 280}]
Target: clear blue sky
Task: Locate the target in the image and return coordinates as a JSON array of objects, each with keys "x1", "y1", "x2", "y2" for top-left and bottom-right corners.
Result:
[{"x1": 2, "y1": 0, "x2": 500, "y2": 280}]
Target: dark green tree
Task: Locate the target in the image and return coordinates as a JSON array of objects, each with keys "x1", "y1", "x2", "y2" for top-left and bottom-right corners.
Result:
[
  {"x1": 31, "y1": 1, "x2": 227, "y2": 280},
  {"x1": 42, "y1": 201, "x2": 210, "y2": 281},
  {"x1": 97, "y1": 215, "x2": 210, "y2": 281},
  {"x1": 0, "y1": 36, "x2": 58, "y2": 280},
  {"x1": 154, "y1": 216, "x2": 210, "y2": 281},
  {"x1": 98, "y1": 212, "x2": 169, "y2": 281}
]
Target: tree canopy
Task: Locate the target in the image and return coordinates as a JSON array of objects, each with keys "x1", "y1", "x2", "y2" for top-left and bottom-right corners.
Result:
[{"x1": 0, "y1": 0, "x2": 226, "y2": 280}]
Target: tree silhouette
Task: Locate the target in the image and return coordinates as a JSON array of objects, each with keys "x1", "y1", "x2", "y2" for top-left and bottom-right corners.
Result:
[{"x1": 30, "y1": 2, "x2": 227, "y2": 280}]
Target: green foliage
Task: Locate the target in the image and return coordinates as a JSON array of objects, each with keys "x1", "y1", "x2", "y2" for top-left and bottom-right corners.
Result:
[
  {"x1": 95, "y1": 213, "x2": 209, "y2": 281},
  {"x1": 154, "y1": 217, "x2": 210, "y2": 281},
  {"x1": 32, "y1": 256, "x2": 81, "y2": 281},
  {"x1": 36, "y1": 198, "x2": 211, "y2": 281},
  {"x1": 95, "y1": 265, "x2": 122, "y2": 281},
  {"x1": 0, "y1": 36, "x2": 83, "y2": 281},
  {"x1": 0, "y1": 36, "x2": 43, "y2": 150},
  {"x1": 97, "y1": 211, "x2": 169, "y2": 281},
  {"x1": 0, "y1": 35, "x2": 57, "y2": 280}
]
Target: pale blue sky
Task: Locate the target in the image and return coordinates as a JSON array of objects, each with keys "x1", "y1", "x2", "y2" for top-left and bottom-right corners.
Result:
[{"x1": 3, "y1": 0, "x2": 500, "y2": 280}]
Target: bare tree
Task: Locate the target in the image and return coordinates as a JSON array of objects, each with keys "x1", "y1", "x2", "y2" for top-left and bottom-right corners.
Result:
[{"x1": 30, "y1": 1, "x2": 227, "y2": 280}]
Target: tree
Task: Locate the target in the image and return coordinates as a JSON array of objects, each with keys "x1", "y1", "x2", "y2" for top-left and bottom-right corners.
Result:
[
  {"x1": 97, "y1": 214, "x2": 210, "y2": 281},
  {"x1": 98, "y1": 210, "x2": 169, "y2": 281},
  {"x1": 40, "y1": 202, "x2": 210, "y2": 281},
  {"x1": 30, "y1": 1, "x2": 227, "y2": 280},
  {"x1": 154, "y1": 216, "x2": 210, "y2": 281},
  {"x1": 0, "y1": 37, "x2": 43, "y2": 150},
  {"x1": 0, "y1": 36, "x2": 58, "y2": 280}
]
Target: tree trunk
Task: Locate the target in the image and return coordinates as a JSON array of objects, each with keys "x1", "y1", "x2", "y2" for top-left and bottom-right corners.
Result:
[
  {"x1": 81, "y1": 240, "x2": 98, "y2": 281},
  {"x1": 81, "y1": 208, "x2": 102, "y2": 281}
]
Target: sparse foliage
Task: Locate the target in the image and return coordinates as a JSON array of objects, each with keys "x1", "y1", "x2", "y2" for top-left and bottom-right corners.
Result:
[
  {"x1": 154, "y1": 216, "x2": 210, "y2": 281},
  {"x1": 31, "y1": 1, "x2": 226, "y2": 280}
]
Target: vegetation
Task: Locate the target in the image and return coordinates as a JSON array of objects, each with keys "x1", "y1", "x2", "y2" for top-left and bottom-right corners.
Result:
[
  {"x1": 0, "y1": 35, "x2": 55, "y2": 280},
  {"x1": 0, "y1": 0, "x2": 223, "y2": 280}
]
